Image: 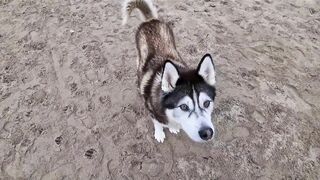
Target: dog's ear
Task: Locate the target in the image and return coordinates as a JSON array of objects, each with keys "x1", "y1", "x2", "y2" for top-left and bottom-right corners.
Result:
[
  {"x1": 161, "y1": 61, "x2": 180, "y2": 92},
  {"x1": 197, "y1": 54, "x2": 216, "y2": 86}
]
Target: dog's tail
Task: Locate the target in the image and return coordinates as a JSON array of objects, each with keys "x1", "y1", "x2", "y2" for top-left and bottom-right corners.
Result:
[{"x1": 122, "y1": 0, "x2": 158, "y2": 25}]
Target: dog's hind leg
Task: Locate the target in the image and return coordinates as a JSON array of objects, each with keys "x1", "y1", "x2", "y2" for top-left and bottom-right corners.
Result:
[{"x1": 152, "y1": 119, "x2": 165, "y2": 143}]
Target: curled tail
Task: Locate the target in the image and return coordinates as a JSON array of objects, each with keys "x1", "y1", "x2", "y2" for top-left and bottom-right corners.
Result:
[{"x1": 122, "y1": 0, "x2": 158, "y2": 25}]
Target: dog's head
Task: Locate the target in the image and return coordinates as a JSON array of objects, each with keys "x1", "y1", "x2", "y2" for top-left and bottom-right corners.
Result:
[{"x1": 161, "y1": 54, "x2": 216, "y2": 142}]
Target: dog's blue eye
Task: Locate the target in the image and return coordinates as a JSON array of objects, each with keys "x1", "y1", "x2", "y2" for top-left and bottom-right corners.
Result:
[
  {"x1": 179, "y1": 104, "x2": 189, "y2": 111},
  {"x1": 203, "y1": 100, "x2": 210, "y2": 108}
]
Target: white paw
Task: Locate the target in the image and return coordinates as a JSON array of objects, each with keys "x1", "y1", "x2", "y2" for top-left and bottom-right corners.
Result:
[
  {"x1": 169, "y1": 127, "x2": 180, "y2": 134},
  {"x1": 154, "y1": 129, "x2": 166, "y2": 143}
]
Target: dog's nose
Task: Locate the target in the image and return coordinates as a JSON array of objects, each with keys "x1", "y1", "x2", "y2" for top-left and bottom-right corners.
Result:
[{"x1": 199, "y1": 127, "x2": 213, "y2": 140}]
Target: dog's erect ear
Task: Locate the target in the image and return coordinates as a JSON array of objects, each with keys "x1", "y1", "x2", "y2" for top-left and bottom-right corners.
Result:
[
  {"x1": 197, "y1": 54, "x2": 216, "y2": 86},
  {"x1": 161, "y1": 61, "x2": 180, "y2": 92}
]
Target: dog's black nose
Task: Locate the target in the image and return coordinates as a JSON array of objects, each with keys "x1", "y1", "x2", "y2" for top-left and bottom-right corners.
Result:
[{"x1": 199, "y1": 127, "x2": 213, "y2": 140}]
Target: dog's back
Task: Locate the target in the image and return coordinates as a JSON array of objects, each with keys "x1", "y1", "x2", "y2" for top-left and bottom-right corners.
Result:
[
  {"x1": 122, "y1": 0, "x2": 185, "y2": 72},
  {"x1": 136, "y1": 20, "x2": 182, "y2": 69},
  {"x1": 122, "y1": 0, "x2": 187, "y2": 104}
]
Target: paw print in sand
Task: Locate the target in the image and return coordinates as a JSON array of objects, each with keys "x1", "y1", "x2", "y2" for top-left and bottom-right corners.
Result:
[
  {"x1": 55, "y1": 136, "x2": 62, "y2": 145},
  {"x1": 85, "y1": 148, "x2": 96, "y2": 159}
]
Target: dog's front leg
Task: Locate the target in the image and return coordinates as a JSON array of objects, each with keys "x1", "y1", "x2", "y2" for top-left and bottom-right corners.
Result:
[
  {"x1": 168, "y1": 127, "x2": 180, "y2": 134},
  {"x1": 152, "y1": 119, "x2": 166, "y2": 143}
]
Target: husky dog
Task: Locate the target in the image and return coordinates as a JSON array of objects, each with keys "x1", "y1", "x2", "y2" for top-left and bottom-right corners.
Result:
[{"x1": 122, "y1": 0, "x2": 217, "y2": 143}]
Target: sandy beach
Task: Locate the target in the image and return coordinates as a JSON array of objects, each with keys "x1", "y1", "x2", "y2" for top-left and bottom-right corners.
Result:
[{"x1": 0, "y1": 0, "x2": 319, "y2": 179}]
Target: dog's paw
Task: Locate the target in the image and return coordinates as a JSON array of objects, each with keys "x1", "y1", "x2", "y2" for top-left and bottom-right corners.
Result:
[
  {"x1": 154, "y1": 129, "x2": 166, "y2": 143},
  {"x1": 169, "y1": 127, "x2": 180, "y2": 134}
]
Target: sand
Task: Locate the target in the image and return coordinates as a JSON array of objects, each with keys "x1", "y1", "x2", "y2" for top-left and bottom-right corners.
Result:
[{"x1": 0, "y1": 0, "x2": 320, "y2": 179}]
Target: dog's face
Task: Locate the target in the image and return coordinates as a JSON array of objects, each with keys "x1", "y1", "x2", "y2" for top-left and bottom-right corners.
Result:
[{"x1": 161, "y1": 54, "x2": 216, "y2": 142}]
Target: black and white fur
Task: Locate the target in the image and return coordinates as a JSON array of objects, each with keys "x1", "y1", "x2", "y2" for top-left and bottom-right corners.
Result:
[{"x1": 122, "y1": 0, "x2": 217, "y2": 143}]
